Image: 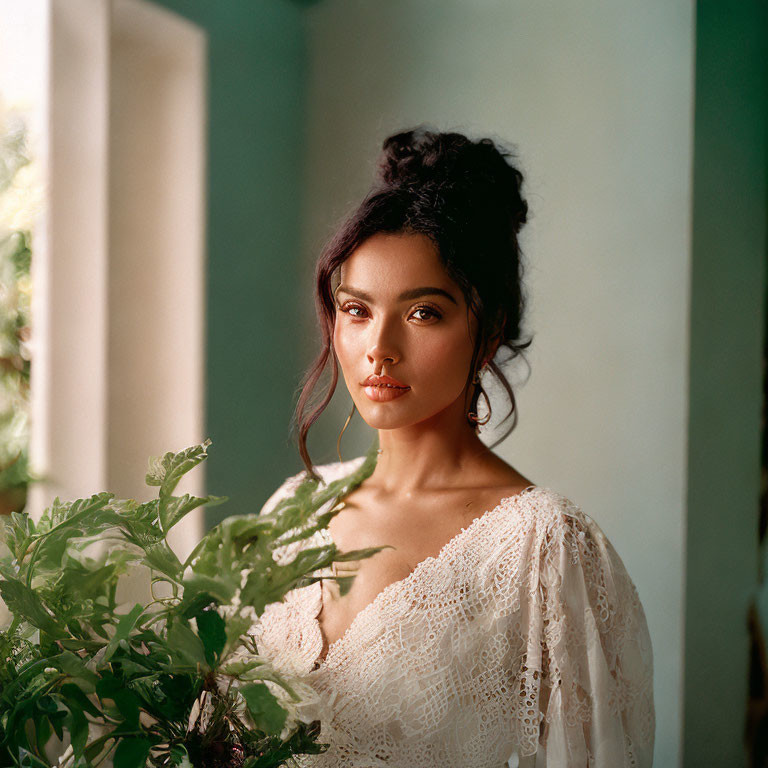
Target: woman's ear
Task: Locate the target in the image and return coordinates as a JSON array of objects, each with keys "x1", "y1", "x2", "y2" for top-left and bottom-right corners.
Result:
[{"x1": 482, "y1": 334, "x2": 503, "y2": 367}]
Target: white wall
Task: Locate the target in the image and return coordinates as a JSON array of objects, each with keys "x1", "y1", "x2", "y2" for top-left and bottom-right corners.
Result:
[{"x1": 302, "y1": 2, "x2": 695, "y2": 765}]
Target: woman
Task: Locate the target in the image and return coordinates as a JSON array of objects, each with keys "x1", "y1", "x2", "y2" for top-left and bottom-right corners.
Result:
[{"x1": 254, "y1": 128, "x2": 655, "y2": 767}]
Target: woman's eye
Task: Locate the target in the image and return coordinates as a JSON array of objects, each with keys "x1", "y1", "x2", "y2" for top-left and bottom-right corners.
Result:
[
  {"x1": 412, "y1": 306, "x2": 441, "y2": 321},
  {"x1": 342, "y1": 304, "x2": 367, "y2": 318}
]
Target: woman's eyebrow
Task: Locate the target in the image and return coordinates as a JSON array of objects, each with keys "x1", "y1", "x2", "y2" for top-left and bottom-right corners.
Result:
[{"x1": 336, "y1": 285, "x2": 458, "y2": 305}]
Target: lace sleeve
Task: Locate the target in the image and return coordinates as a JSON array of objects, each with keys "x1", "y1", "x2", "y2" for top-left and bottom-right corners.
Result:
[{"x1": 515, "y1": 506, "x2": 655, "y2": 767}]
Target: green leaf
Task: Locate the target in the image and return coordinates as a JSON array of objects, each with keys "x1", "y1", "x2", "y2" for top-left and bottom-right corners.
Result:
[
  {"x1": 140, "y1": 540, "x2": 183, "y2": 580},
  {"x1": 178, "y1": 589, "x2": 219, "y2": 619},
  {"x1": 174, "y1": 753, "x2": 193, "y2": 768},
  {"x1": 35, "y1": 695, "x2": 58, "y2": 715},
  {"x1": 222, "y1": 612, "x2": 253, "y2": 657},
  {"x1": 66, "y1": 703, "x2": 88, "y2": 755},
  {"x1": 1, "y1": 658, "x2": 48, "y2": 702},
  {"x1": 159, "y1": 493, "x2": 226, "y2": 534},
  {"x1": 240, "y1": 682, "x2": 287, "y2": 736},
  {"x1": 94, "y1": 672, "x2": 142, "y2": 730},
  {"x1": 114, "y1": 737, "x2": 151, "y2": 768},
  {"x1": 0, "y1": 580, "x2": 65, "y2": 638},
  {"x1": 0, "y1": 510, "x2": 34, "y2": 564},
  {"x1": 104, "y1": 603, "x2": 144, "y2": 661},
  {"x1": 48, "y1": 707, "x2": 66, "y2": 741},
  {"x1": 168, "y1": 744, "x2": 193, "y2": 768},
  {"x1": 150, "y1": 674, "x2": 198, "y2": 721},
  {"x1": 112, "y1": 689, "x2": 141, "y2": 729},
  {"x1": 220, "y1": 514, "x2": 272, "y2": 541},
  {"x1": 56, "y1": 651, "x2": 99, "y2": 692},
  {"x1": 180, "y1": 573, "x2": 235, "y2": 605},
  {"x1": 33, "y1": 492, "x2": 116, "y2": 545},
  {"x1": 60, "y1": 682, "x2": 102, "y2": 719},
  {"x1": 195, "y1": 607, "x2": 226, "y2": 667},
  {"x1": 34, "y1": 712, "x2": 51, "y2": 755},
  {"x1": 66, "y1": 562, "x2": 118, "y2": 600},
  {"x1": 145, "y1": 440, "x2": 211, "y2": 498},
  {"x1": 167, "y1": 621, "x2": 207, "y2": 669},
  {"x1": 95, "y1": 671, "x2": 122, "y2": 698}
]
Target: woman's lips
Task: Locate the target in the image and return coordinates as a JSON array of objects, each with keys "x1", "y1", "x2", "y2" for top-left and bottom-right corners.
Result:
[{"x1": 363, "y1": 383, "x2": 411, "y2": 402}]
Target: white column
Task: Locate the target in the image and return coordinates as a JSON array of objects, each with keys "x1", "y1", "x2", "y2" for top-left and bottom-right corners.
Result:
[
  {"x1": 27, "y1": 0, "x2": 207, "y2": 571},
  {"x1": 28, "y1": 0, "x2": 112, "y2": 514}
]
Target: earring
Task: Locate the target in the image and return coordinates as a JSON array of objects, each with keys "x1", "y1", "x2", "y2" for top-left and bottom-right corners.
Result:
[
  {"x1": 467, "y1": 367, "x2": 491, "y2": 426},
  {"x1": 337, "y1": 399, "x2": 356, "y2": 464}
]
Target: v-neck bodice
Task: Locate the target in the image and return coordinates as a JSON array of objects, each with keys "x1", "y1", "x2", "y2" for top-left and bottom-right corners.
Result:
[
  {"x1": 310, "y1": 484, "x2": 539, "y2": 669},
  {"x1": 249, "y1": 457, "x2": 655, "y2": 768}
]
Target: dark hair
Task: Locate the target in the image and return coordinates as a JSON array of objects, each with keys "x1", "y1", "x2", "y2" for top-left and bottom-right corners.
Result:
[{"x1": 290, "y1": 126, "x2": 533, "y2": 480}]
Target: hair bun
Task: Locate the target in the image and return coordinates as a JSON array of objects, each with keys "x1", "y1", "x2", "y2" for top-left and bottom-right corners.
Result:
[
  {"x1": 377, "y1": 126, "x2": 528, "y2": 233},
  {"x1": 377, "y1": 129, "x2": 440, "y2": 187},
  {"x1": 378, "y1": 128, "x2": 480, "y2": 189}
]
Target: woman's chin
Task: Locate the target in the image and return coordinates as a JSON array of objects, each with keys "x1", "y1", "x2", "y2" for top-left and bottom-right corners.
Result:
[{"x1": 354, "y1": 403, "x2": 415, "y2": 430}]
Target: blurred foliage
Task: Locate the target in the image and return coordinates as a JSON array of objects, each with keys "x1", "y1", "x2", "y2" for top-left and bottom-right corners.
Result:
[{"x1": 0, "y1": 107, "x2": 36, "y2": 516}]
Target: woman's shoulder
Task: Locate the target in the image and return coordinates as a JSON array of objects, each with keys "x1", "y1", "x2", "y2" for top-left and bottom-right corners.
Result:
[
  {"x1": 510, "y1": 484, "x2": 609, "y2": 544},
  {"x1": 487, "y1": 484, "x2": 628, "y2": 583},
  {"x1": 498, "y1": 485, "x2": 645, "y2": 610}
]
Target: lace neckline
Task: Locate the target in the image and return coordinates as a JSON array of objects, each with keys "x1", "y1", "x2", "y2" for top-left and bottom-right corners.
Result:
[{"x1": 310, "y1": 483, "x2": 542, "y2": 671}]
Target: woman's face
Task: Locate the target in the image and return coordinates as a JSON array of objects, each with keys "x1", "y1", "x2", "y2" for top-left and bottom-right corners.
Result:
[{"x1": 333, "y1": 232, "x2": 479, "y2": 431}]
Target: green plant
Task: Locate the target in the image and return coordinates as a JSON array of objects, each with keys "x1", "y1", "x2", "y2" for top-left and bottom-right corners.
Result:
[{"x1": 0, "y1": 438, "x2": 380, "y2": 767}]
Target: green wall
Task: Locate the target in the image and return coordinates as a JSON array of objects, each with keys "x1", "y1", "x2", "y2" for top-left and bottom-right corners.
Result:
[
  {"x1": 684, "y1": 1, "x2": 767, "y2": 765},
  {"x1": 151, "y1": 0, "x2": 309, "y2": 526}
]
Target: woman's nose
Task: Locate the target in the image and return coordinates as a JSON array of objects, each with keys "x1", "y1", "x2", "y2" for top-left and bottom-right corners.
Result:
[
  {"x1": 367, "y1": 343, "x2": 399, "y2": 369},
  {"x1": 366, "y1": 316, "x2": 401, "y2": 368}
]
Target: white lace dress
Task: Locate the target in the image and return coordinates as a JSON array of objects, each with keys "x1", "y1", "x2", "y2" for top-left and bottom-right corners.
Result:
[{"x1": 251, "y1": 457, "x2": 655, "y2": 768}]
